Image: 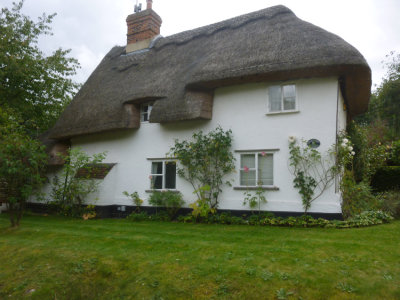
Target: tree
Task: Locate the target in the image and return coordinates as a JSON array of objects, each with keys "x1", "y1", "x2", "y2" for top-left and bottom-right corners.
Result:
[
  {"x1": 169, "y1": 126, "x2": 235, "y2": 209},
  {"x1": 0, "y1": 107, "x2": 47, "y2": 227},
  {"x1": 359, "y1": 52, "x2": 400, "y2": 139},
  {"x1": 0, "y1": 1, "x2": 80, "y2": 134},
  {"x1": 51, "y1": 148, "x2": 107, "y2": 217}
]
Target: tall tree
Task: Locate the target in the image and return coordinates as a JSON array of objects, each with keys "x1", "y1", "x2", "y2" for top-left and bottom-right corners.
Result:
[
  {"x1": 0, "y1": 1, "x2": 80, "y2": 134},
  {"x1": 359, "y1": 52, "x2": 400, "y2": 139}
]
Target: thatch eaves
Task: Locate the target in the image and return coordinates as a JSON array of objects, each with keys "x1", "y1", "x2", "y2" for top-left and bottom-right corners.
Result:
[{"x1": 49, "y1": 5, "x2": 371, "y2": 140}]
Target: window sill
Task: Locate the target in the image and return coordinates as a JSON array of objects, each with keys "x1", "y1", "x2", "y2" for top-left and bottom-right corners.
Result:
[
  {"x1": 233, "y1": 186, "x2": 279, "y2": 191},
  {"x1": 145, "y1": 189, "x2": 180, "y2": 193},
  {"x1": 266, "y1": 110, "x2": 299, "y2": 116}
]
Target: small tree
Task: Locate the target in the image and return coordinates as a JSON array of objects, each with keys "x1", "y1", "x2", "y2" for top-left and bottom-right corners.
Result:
[
  {"x1": 169, "y1": 126, "x2": 235, "y2": 209},
  {"x1": 0, "y1": 108, "x2": 47, "y2": 227},
  {"x1": 51, "y1": 148, "x2": 106, "y2": 217}
]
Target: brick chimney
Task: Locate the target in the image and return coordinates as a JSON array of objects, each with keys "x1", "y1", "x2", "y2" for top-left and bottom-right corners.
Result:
[{"x1": 126, "y1": 0, "x2": 162, "y2": 53}]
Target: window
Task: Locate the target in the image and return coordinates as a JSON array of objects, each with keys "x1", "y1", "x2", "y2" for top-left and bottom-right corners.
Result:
[
  {"x1": 268, "y1": 84, "x2": 296, "y2": 112},
  {"x1": 150, "y1": 160, "x2": 176, "y2": 190},
  {"x1": 140, "y1": 102, "x2": 153, "y2": 122},
  {"x1": 240, "y1": 152, "x2": 273, "y2": 186}
]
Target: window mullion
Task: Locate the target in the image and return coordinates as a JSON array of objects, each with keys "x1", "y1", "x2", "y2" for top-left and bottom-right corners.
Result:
[{"x1": 162, "y1": 161, "x2": 166, "y2": 189}]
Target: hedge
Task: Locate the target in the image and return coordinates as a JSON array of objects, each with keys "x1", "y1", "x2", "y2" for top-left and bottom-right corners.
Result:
[{"x1": 371, "y1": 166, "x2": 400, "y2": 192}]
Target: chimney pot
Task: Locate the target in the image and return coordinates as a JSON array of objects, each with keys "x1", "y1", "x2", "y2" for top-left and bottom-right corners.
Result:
[{"x1": 146, "y1": 0, "x2": 153, "y2": 10}]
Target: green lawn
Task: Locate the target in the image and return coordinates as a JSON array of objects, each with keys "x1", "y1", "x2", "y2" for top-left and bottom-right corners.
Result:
[{"x1": 0, "y1": 214, "x2": 399, "y2": 299}]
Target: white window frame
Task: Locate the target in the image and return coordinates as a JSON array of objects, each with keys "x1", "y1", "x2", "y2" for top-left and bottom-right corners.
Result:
[
  {"x1": 149, "y1": 159, "x2": 177, "y2": 190},
  {"x1": 140, "y1": 102, "x2": 154, "y2": 122},
  {"x1": 239, "y1": 152, "x2": 274, "y2": 187},
  {"x1": 267, "y1": 84, "x2": 297, "y2": 113}
]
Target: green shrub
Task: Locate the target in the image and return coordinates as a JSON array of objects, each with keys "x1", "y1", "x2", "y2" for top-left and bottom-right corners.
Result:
[
  {"x1": 126, "y1": 211, "x2": 149, "y2": 222},
  {"x1": 148, "y1": 191, "x2": 185, "y2": 219},
  {"x1": 123, "y1": 191, "x2": 143, "y2": 212},
  {"x1": 377, "y1": 190, "x2": 400, "y2": 218},
  {"x1": 341, "y1": 171, "x2": 381, "y2": 219},
  {"x1": 390, "y1": 140, "x2": 400, "y2": 165},
  {"x1": 371, "y1": 166, "x2": 400, "y2": 192}
]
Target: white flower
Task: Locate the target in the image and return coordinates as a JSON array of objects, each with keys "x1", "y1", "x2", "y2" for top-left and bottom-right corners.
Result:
[
  {"x1": 351, "y1": 151, "x2": 355, "y2": 156},
  {"x1": 288, "y1": 136, "x2": 296, "y2": 143},
  {"x1": 343, "y1": 138, "x2": 349, "y2": 144},
  {"x1": 341, "y1": 143, "x2": 347, "y2": 148},
  {"x1": 348, "y1": 146, "x2": 353, "y2": 151}
]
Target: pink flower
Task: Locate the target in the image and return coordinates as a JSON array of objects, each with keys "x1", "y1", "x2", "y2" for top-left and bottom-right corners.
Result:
[
  {"x1": 243, "y1": 166, "x2": 249, "y2": 173},
  {"x1": 260, "y1": 151, "x2": 266, "y2": 157},
  {"x1": 149, "y1": 175, "x2": 153, "y2": 180}
]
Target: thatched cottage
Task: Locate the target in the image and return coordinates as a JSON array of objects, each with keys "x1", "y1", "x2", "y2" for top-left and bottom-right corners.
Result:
[{"x1": 39, "y1": 1, "x2": 371, "y2": 217}]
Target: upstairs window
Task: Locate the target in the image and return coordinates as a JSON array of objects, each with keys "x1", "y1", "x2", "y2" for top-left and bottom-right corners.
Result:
[
  {"x1": 150, "y1": 160, "x2": 176, "y2": 190},
  {"x1": 268, "y1": 84, "x2": 296, "y2": 112},
  {"x1": 140, "y1": 102, "x2": 153, "y2": 122},
  {"x1": 240, "y1": 152, "x2": 273, "y2": 187}
]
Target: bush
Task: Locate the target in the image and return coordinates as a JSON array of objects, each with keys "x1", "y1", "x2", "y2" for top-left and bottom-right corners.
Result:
[
  {"x1": 341, "y1": 171, "x2": 381, "y2": 219},
  {"x1": 371, "y1": 166, "x2": 400, "y2": 192},
  {"x1": 169, "y1": 127, "x2": 235, "y2": 209},
  {"x1": 123, "y1": 191, "x2": 143, "y2": 212},
  {"x1": 126, "y1": 211, "x2": 149, "y2": 222},
  {"x1": 148, "y1": 191, "x2": 185, "y2": 219},
  {"x1": 389, "y1": 140, "x2": 400, "y2": 165},
  {"x1": 377, "y1": 190, "x2": 400, "y2": 218}
]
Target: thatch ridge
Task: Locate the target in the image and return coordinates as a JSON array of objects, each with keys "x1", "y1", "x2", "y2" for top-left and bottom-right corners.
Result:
[{"x1": 49, "y1": 5, "x2": 371, "y2": 139}]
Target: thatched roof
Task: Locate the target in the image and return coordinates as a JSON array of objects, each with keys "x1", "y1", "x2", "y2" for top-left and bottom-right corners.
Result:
[{"x1": 50, "y1": 5, "x2": 371, "y2": 140}]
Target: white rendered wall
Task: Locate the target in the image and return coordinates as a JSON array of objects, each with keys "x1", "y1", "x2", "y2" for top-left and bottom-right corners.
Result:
[{"x1": 48, "y1": 77, "x2": 345, "y2": 214}]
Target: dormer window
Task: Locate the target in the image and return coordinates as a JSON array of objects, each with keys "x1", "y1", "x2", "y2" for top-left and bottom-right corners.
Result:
[
  {"x1": 268, "y1": 84, "x2": 296, "y2": 113},
  {"x1": 140, "y1": 102, "x2": 153, "y2": 122}
]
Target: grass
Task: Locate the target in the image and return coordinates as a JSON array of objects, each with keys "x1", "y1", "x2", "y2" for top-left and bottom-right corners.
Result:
[{"x1": 0, "y1": 214, "x2": 399, "y2": 299}]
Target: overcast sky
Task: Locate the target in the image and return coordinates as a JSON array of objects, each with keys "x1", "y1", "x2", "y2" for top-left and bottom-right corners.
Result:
[{"x1": 1, "y1": 0, "x2": 399, "y2": 90}]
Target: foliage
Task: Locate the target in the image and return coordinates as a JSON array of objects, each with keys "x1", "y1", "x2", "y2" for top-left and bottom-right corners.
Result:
[
  {"x1": 0, "y1": 1, "x2": 80, "y2": 134},
  {"x1": 361, "y1": 52, "x2": 400, "y2": 139},
  {"x1": 177, "y1": 210, "x2": 392, "y2": 228},
  {"x1": 340, "y1": 170, "x2": 379, "y2": 219},
  {"x1": 126, "y1": 211, "x2": 149, "y2": 222},
  {"x1": 288, "y1": 137, "x2": 347, "y2": 214},
  {"x1": 371, "y1": 166, "x2": 400, "y2": 192},
  {"x1": 242, "y1": 186, "x2": 267, "y2": 213},
  {"x1": 377, "y1": 190, "x2": 400, "y2": 219},
  {"x1": 82, "y1": 205, "x2": 96, "y2": 220},
  {"x1": 188, "y1": 185, "x2": 216, "y2": 221},
  {"x1": 389, "y1": 140, "x2": 400, "y2": 165},
  {"x1": 169, "y1": 126, "x2": 235, "y2": 208},
  {"x1": 123, "y1": 191, "x2": 143, "y2": 212},
  {"x1": 50, "y1": 148, "x2": 106, "y2": 217},
  {"x1": 0, "y1": 108, "x2": 47, "y2": 227},
  {"x1": 348, "y1": 121, "x2": 390, "y2": 183},
  {"x1": 148, "y1": 191, "x2": 185, "y2": 219}
]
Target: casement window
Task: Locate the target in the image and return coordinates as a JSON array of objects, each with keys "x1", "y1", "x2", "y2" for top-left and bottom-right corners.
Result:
[
  {"x1": 149, "y1": 160, "x2": 176, "y2": 190},
  {"x1": 140, "y1": 102, "x2": 153, "y2": 122},
  {"x1": 239, "y1": 152, "x2": 273, "y2": 186},
  {"x1": 268, "y1": 84, "x2": 296, "y2": 112}
]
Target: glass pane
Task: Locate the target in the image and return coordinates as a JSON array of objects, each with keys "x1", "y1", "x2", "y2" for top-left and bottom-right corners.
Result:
[
  {"x1": 240, "y1": 154, "x2": 255, "y2": 168},
  {"x1": 151, "y1": 162, "x2": 163, "y2": 174},
  {"x1": 258, "y1": 154, "x2": 273, "y2": 185},
  {"x1": 165, "y1": 161, "x2": 176, "y2": 189},
  {"x1": 283, "y1": 85, "x2": 296, "y2": 110},
  {"x1": 283, "y1": 85, "x2": 295, "y2": 98},
  {"x1": 283, "y1": 97, "x2": 296, "y2": 110},
  {"x1": 269, "y1": 86, "x2": 281, "y2": 111},
  {"x1": 151, "y1": 175, "x2": 163, "y2": 189},
  {"x1": 240, "y1": 170, "x2": 256, "y2": 186}
]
